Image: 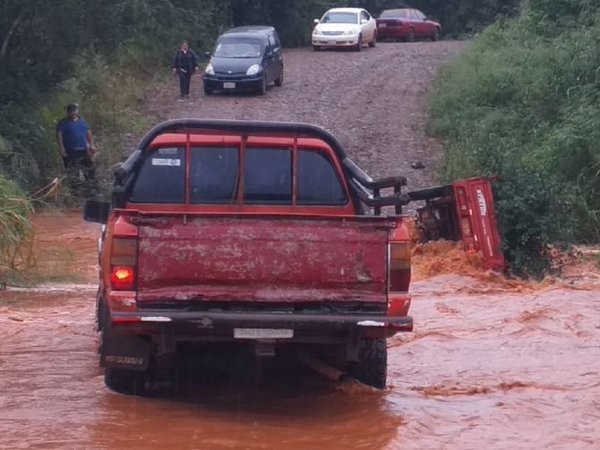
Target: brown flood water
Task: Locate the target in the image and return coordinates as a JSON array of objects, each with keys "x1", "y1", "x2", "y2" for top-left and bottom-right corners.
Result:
[{"x1": 1, "y1": 213, "x2": 599, "y2": 449}]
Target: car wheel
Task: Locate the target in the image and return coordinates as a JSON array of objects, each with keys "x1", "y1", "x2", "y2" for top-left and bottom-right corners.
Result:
[
  {"x1": 259, "y1": 75, "x2": 267, "y2": 95},
  {"x1": 101, "y1": 324, "x2": 149, "y2": 395},
  {"x1": 313, "y1": 45, "x2": 321, "y2": 51},
  {"x1": 432, "y1": 27, "x2": 440, "y2": 41},
  {"x1": 369, "y1": 31, "x2": 377, "y2": 48},
  {"x1": 355, "y1": 34, "x2": 362, "y2": 52},
  {"x1": 407, "y1": 28, "x2": 415, "y2": 42},
  {"x1": 349, "y1": 338, "x2": 387, "y2": 389},
  {"x1": 274, "y1": 68, "x2": 284, "y2": 87},
  {"x1": 203, "y1": 84, "x2": 213, "y2": 95},
  {"x1": 105, "y1": 367, "x2": 147, "y2": 395}
]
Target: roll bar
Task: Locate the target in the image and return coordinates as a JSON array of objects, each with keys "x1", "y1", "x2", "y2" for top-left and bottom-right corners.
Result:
[{"x1": 113, "y1": 119, "x2": 410, "y2": 214}]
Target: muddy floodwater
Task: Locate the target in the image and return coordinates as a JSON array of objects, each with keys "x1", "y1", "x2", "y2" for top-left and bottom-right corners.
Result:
[{"x1": 1, "y1": 213, "x2": 599, "y2": 449}]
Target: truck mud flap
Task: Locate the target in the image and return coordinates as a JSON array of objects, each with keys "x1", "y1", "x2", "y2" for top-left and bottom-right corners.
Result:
[{"x1": 100, "y1": 330, "x2": 152, "y2": 371}]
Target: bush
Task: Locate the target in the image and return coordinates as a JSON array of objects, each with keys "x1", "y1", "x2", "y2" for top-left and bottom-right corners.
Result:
[
  {"x1": 0, "y1": 174, "x2": 33, "y2": 277},
  {"x1": 428, "y1": 2, "x2": 600, "y2": 277}
]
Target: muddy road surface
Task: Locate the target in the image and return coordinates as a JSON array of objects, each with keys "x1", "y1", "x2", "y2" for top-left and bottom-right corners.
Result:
[
  {"x1": 1, "y1": 214, "x2": 600, "y2": 449},
  {"x1": 145, "y1": 41, "x2": 465, "y2": 194}
]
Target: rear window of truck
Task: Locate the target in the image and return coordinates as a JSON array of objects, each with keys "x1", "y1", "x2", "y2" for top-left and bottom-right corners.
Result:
[
  {"x1": 190, "y1": 147, "x2": 239, "y2": 204},
  {"x1": 129, "y1": 147, "x2": 185, "y2": 203},
  {"x1": 244, "y1": 148, "x2": 292, "y2": 204},
  {"x1": 128, "y1": 145, "x2": 348, "y2": 206},
  {"x1": 297, "y1": 150, "x2": 347, "y2": 205}
]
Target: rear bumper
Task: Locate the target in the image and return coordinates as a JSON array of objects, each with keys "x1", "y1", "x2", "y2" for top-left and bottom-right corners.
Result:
[
  {"x1": 112, "y1": 309, "x2": 412, "y2": 332},
  {"x1": 102, "y1": 308, "x2": 412, "y2": 370},
  {"x1": 377, "y1": 26, "x2": 409, "y2": 39}
]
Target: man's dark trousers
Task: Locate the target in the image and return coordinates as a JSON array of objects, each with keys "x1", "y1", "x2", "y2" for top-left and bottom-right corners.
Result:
[
  {"x1": 63, "y1": 151, "x2": 97, "y2": 196},
  {"x1": 179, "y1": 71, "x2": 192, "y2": 96}
]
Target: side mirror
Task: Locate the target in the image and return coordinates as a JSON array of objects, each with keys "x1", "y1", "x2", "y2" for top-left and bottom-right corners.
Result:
[
  {"x1": 265, "y1": 50, "x2": 273, "y2": 58},
  {"x1": 204, "y1": 50, "x2": 211, "y2": 58},
  {"x1": 313, "y1": 18, "x2": 320, "y2": 24},
  {"x1": 360, "y1": 19, "x2": 368, "y2": 24},
  {"x1": 84, "y1": 200, "x2": 110, "y2": 224}
]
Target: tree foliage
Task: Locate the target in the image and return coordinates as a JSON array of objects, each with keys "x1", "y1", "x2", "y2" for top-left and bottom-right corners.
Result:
[{"x1": 429, "y1": 0, "x2": 600, "y2": 277}]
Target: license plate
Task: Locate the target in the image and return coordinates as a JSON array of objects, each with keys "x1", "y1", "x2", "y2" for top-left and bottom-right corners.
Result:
[
  {"x1": 223, "y1": 82, "x2": 236, "y2": 89},
  {"x1": 234, "y1": 328, "x2": 294, "y2": 339},
  {"x1": 379, "y1": 23, "x2": 387, "y2": 27}
]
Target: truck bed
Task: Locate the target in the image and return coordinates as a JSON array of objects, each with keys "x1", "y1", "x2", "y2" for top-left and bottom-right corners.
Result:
[{"x1": 132, "y1": 214, "x2": 397, "y2": 305}]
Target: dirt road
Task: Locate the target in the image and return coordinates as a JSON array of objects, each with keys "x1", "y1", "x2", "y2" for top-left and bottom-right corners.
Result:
[
  {"x1": 145, "y1": 42, "x2": 465, "y2": 193},
  {"x1": 1, "y1": 214, "x2": 600, "y2": 449}
]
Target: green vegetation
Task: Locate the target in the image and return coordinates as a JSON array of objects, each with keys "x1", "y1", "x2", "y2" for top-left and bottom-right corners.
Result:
[
  {"x1": 429, "y1": 0, "x2": 600, "y2": 277},
  {"x1": 0, "y1": 173, "x2": 33, "y2": 278}
]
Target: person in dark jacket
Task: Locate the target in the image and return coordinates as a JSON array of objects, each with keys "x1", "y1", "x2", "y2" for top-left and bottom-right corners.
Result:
[{"x1": 172, "y1": 40, "x2": 198, "y2": 98}]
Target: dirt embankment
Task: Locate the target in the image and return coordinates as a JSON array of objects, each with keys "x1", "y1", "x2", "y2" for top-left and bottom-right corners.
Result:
[{"x1": 144, "y1": 41, "x2": 466, "y2": 193}]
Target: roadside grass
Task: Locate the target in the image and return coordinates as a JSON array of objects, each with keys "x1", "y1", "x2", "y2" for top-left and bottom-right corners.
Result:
[
  {"x1": 0, "y1": 174, "x2": 34, "y2": 283},
  {"x1": 37, "y1": 50, "x2": 161, "y2": 204},
  {"x1": 428, "y1": 5, "x2": 600, "y2": 277}
]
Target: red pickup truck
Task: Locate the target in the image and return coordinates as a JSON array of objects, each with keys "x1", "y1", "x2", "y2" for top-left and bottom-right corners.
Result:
[{"x1": 84, "y1": 119, "x2": 413, "y2": 395}]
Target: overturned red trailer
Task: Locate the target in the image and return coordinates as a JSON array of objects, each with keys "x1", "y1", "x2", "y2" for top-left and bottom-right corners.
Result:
[{"x1": 408, "y1": 177, "x2": 505, "y2": 271}]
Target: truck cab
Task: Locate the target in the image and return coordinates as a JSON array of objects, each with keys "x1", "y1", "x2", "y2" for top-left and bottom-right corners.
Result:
[{"x1": 85, "y1": 119, "x2": 413, "y2": 394}]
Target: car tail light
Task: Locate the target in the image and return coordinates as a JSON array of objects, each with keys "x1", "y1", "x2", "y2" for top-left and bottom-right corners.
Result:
[
  {"x1": 389, "y1": 242, "x2": 411, "y2": 292},
  {"x1": 110, "y1": 238, "x2": 137, "y2": 290}
]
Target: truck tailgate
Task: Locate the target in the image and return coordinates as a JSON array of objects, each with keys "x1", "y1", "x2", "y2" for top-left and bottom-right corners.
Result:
[{"x1": 134, "y1": 215, "x2": 395, "y2": 304}]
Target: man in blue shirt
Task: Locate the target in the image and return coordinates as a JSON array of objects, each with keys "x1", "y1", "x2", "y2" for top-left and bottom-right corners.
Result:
[{"x1": 56, "y1": 103, "x2": 97, "y2": 191}]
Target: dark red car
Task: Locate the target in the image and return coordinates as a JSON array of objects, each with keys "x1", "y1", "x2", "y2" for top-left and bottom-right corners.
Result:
[{"x1": 376, "y1": 8, "x2": 441, "y2": 42}]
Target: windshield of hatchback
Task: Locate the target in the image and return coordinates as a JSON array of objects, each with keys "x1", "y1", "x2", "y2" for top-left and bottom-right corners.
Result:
[
  {"x1": 321, "y1": 12, "x2": 358, "y2": 24},
  {"x1": 380, "y1": 10, "x2": 410, "y2": 19},
  {"x1": 214, "y1": 38, "x2": 263, "y2": 58}
]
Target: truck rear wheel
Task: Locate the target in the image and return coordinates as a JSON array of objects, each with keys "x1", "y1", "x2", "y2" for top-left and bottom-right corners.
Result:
[
  {"x1": 105, "y1": 367, "x2": 147, "y2": 395},
  {"x1": 101, "y1": 318, "x2": 150, "y2": 395},
  {"x1": 350, "y1": 338, "x2": 387, "y2": 389}
]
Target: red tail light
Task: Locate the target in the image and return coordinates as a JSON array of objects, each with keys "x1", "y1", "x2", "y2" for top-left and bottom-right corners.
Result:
[
  {"x1": 389, "y1": 242, "x2": 411, "y2": 292},
  {"x1": 110, "y1": 238, "x2": 137, "y2": 290},
  {"x1": 111, "y1": 266, "x2": 136, "y2": 290}
]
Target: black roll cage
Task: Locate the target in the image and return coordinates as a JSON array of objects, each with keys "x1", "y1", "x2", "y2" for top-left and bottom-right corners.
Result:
[{"x1": 113, "y1": 119, "x2": 410, "y2": 215}]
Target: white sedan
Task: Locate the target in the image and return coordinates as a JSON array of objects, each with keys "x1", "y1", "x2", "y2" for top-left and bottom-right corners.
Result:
[{"x1": 312, "y1": 7, "x2": 377, "y2": 51}]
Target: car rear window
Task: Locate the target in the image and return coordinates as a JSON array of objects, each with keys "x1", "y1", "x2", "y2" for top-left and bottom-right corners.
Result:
[
  {"x1": 190, "y1": 147, "x2": 239, "y2": 204},
  {"x1": 380, "y1": 10, "x2": 410, "y2": 19},
  {"x1": 244, "y1": 148, "x2": 292, "y2": 204},
  {"x1": 297, "y1": 150, "x2": 347, "y2": 205},
  {"x1": 129, "y1": 147, "x2": 185, "y2": 203}
]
